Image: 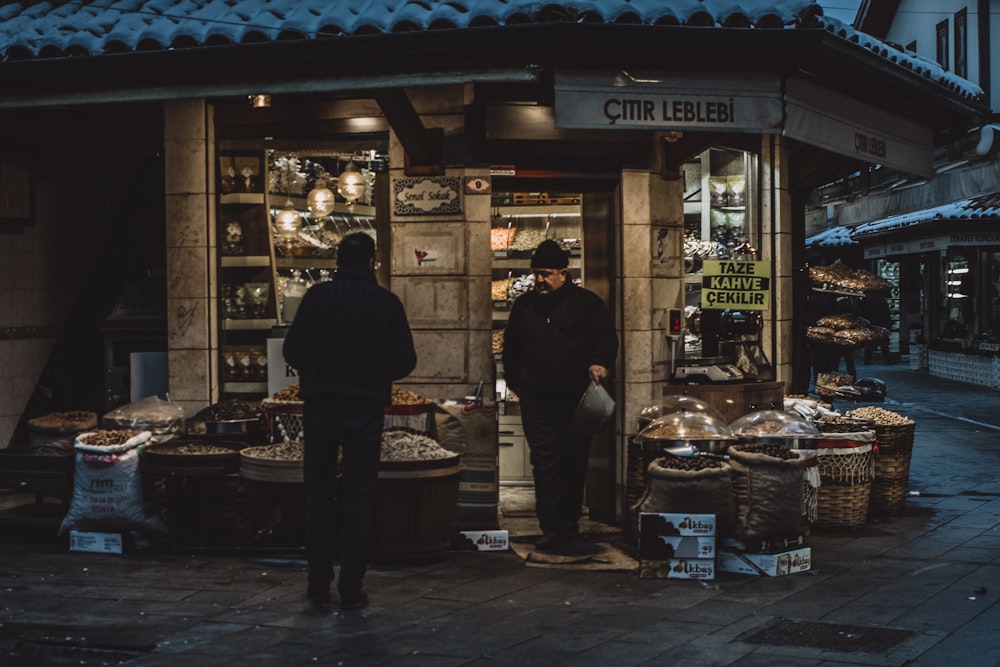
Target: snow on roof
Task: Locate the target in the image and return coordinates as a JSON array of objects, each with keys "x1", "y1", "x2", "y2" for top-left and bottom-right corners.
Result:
[
  {"x1": 0, "y1": 0, "x2": 821, "y2": 60},
  {"x1": 0, "y1": 0, "x2": 982, "y2": 102},
  {"x1": 805, "y1": 225, "x2": 857, "y2": 247},
  {"x1": 811, "y1": 14, "x2": 982, "y2": 102},
  {"x1": 851, "y1": 193, "x2": 1000, "y2": 238}
]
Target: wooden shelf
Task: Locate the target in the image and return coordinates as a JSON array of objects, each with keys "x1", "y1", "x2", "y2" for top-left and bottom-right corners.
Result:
[
  {"x1": 220, "y1": 193, "x2": 265, "y2": 205},
  {"x1": 222, "y1": 318, "x2": 277, "y2": 331},
  {"x1": 221, "y1": 255, "x2": 271, "y2": 268}
]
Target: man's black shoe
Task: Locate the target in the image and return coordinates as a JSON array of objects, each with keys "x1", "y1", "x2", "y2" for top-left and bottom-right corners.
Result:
[
  {"x1": 307, "y1": 583, "x2": 331, "y2": 606},
  {"x1": 535, "y1": 531, "x2": 571, "y2": 552},
  {"x1": 340, "y1": 590, "x2": 368, "y2": 612}
]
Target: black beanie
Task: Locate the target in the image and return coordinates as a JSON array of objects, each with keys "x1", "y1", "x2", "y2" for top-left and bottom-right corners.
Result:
[{"x1": 530, "y1": 239, "x2": 569, "y2": 269}]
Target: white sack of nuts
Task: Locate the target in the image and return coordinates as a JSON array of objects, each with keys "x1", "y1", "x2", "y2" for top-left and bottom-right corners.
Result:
[
  {"x1": 59, "y1": 428, "x2": 164, "y2": 536},
  {"x1": 74, "y1": 428, "x2": 152, "y2": 453}
]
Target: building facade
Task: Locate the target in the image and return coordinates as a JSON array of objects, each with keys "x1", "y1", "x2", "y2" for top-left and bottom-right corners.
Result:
[{"x1": 0, "y1": 0, "x2": 986, "y2": 524}]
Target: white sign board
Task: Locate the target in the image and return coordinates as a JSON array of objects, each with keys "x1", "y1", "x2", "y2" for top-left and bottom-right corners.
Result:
[
  {"x1": 784, "y1": 76, "x2": 934, "y2": 178},
  {"x1": 267, "y1": 337, "x2": 298, "y2": 397},
  {"x1": 554, "y1": 71, "x2": 783, "y2": 132}
]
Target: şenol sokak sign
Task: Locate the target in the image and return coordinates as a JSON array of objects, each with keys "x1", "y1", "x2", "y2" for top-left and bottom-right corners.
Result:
[{"x1": 700, "y1": 260, "x2": 771, "y2": 310}]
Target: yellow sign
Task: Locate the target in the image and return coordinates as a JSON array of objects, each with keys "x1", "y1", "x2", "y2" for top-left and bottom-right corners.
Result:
[{"x1": 700, "y1": 260, "x2": 771, "y2": 310}]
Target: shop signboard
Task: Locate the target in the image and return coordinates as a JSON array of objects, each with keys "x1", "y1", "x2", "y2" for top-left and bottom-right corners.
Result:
[
  {"x1": 784, "y1": 76, "x2": 933, "y2": 178},
  {"x1": 700, "y1": 260, "x2": 771, "y2": 310},
  {"x1": 392, "y1": 176, "x2": 462, "y2": 216},
  {"x1": 863, "y1": 232, "x2": 1000, "y2": 259},
  {"x1": 553, "y1": 71, "x2": 783, "y2": 132}
]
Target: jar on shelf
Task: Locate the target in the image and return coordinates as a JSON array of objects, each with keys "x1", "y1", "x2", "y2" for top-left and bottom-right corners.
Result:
[{"x1": 281, "y1": 270, "x2": 309, "y2": 324}]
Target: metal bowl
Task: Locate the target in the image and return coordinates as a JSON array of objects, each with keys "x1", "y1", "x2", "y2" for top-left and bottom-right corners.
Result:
[{"x1": 203, "y1": 418, "x2": 262, "y2": 436}]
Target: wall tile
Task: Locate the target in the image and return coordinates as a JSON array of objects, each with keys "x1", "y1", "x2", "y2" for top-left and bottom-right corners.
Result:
[
  {"x1": 164, "y1": 138, "x2": 208, "y2": 196},
  {"x1": 165, "y1": 193, "x2": 211, "y2": 249},
  {"x1": 395, "y1": 276, "x2": 468, "y2": 328},
  {"x1": 166, "y1": 246, "x2": 209, "y2": 300},
  {"x1": 167, "y1": 297, "x2": 210, "y2": 350},
  {"x1": 167, "y1": 349, "x2": 212, "y2": 405},
  {"x1": 164, "y1": 99, "x2": 208, "y2": 144},
  {"x1": 390, "y1": 222, "x2": 467, "y2": 275},
  {"x1": 410, "y1": 330, "x2": 467, "y2": 382}
]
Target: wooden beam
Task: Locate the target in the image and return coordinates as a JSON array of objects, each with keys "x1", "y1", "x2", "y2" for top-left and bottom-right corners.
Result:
[{"x1": 373, "y1": 89, "x2": 442, "y2": 175}]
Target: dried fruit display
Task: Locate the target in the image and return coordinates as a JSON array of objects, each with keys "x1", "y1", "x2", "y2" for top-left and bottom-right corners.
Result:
[
  {"x1": 652, "y1": 455, "x2": 726, "y2": 471},
  {"x1": 242, "y1": 440, "x2": 304, "y2": 461},
  {"x1": 381, "y1": 430, "x2": 454, "y2": 462},
  {"x1": 390, "y1": 386, "x2": 434, "y2": 406},
  {"x1": 808, "y1": 261, "x2": 892, "y2": 293},
  {"x1": 78, "y1": 429, "x2": 142, "y2": 448},
  {"x1": 269, "y1": 384, "x2": 301, "y2": 403},
  {"x1": 846, "y1": 406, "x2": 914, "y2": 426}
]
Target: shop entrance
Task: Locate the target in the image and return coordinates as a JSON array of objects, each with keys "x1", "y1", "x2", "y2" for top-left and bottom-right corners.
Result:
[{"x1": 490, "y1": 186, "x2": 618, "y2": 526}]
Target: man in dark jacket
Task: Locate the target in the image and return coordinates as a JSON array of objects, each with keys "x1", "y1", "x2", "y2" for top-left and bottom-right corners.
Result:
[
  {"x1": 502, "y1": 240, "x2": 618, "y2": 551},
  {"x1": 283, "y1": 232, "x2": 417, "y2": 611}
]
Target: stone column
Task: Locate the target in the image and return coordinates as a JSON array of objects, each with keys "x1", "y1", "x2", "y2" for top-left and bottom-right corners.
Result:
[
  {"x1": 760, "y1": 135, "x2": 794, "y2": 388},
  {"x1": 385, "y1": 86, "x2": 492, "y2": 399},
  {"x1": 163, "y1": 99, "x2": 215, "y2": 415},
  {"x1": 619, "y1": 169, "x2": 685, "y2": 433}
]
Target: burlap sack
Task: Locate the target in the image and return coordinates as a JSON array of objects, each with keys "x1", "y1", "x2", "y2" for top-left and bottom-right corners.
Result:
[
  {"x1": 728, "y1": 444, "x2": 808, "y2": 540},
  {"x1": 634, "y1": 458, "x2": 736, "y2": 538}
]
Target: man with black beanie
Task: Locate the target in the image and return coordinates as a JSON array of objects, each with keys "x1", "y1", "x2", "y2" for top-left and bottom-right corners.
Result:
[
  {"x1": 283, "y1": 231, "x2": 417, "y2": 611},
  {"x1": 502, "y1": 239, "x2": 618, "y2": 552}
]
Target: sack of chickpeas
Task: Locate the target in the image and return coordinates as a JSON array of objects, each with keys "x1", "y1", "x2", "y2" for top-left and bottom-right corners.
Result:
[{"x1": 58, "y1": 429, "x2": 166, "y2": 537}]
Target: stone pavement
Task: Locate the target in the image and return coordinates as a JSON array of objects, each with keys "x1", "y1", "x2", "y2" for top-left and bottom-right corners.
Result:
[{"x1": 1, "y1": 360, "x2": 999, "y2": 666}]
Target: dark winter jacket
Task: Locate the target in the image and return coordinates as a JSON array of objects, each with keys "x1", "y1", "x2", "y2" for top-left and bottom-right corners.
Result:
[
  {"x1": 282, "y1": 265, "x2": 417, "y2": 406},
  {"x1": 502, "y1": 282, "x2": 618, "y2": 397}
]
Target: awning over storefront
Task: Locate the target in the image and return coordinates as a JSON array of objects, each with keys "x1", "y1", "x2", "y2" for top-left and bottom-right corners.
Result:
[{"x1": 806, "y1": 192, "x2": 1000, "y2": 258}]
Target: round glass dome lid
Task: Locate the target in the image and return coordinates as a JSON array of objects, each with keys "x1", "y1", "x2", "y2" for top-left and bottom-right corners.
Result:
[
  {"x1": 729, "y1": 409, "x2": 820, "y2": 437},
  {"x1": 638, "y1": 394, "x2": 726, "y2": 424},
  {"x1": 636, "y1": 410, "x2": 734, "y2": 441}
]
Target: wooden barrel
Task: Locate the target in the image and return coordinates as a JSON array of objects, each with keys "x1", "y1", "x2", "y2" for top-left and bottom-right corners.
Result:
[{"x1": 370, "y1": 454, "x2": 461, "y2": 563}]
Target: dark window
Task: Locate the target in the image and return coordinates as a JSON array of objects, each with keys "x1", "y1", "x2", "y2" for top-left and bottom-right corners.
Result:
[
  {"x1": 906, "y1": 40, "x2": 917, "y2": 52},
  {"x1": 936, "y1": 20, "x2": 949, "y2": 70},
  {"x1": 955, "y1": 9, "x2": 967, "y2": 78}
]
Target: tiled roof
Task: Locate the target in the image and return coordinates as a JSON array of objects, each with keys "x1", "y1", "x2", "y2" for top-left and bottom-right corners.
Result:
[
  {"x1": 0, "y1": 0, "x2": 983, "y2": 102},
  {"x1": 828, "y1": 193, "x2": 1000, "y2": 240}
]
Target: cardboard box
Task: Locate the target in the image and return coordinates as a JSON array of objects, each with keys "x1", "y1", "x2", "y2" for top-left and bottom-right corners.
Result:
[
  {"x1": 722, "y1": 533, "x2": 808, "y2": 555},
  {"x1": 452, "y1": 530, "x2": 509, "y2": 551},
  {"x1": 717, "y1": 547, "x2": 811, "y2": 576},
  {"x1": 639, "y1": 558, "x2": 715, "y2": 580},
  {"x1": 640, "y1": 534, "x2": 716, "y2": 560},
  {"x1": 639, "y1": 512, "x2": 716, "y2": 537},
  {"x1": 69, "y1": 531, "x2": 133, "y2": 554}
]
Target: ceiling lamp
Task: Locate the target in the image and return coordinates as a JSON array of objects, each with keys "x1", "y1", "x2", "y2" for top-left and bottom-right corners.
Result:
[
  {"x1": 249, "y1": 94, "x2": 271, "y2": 109},
  {"x1": 274, "y1": 200, "x2": 302, "y2": 240},
  {"x1": 337, "y1": 160, "x2": 367, "y2": 204},
  {"x1": 307, "y1": 174, "x2": 336, "y2": 226}
]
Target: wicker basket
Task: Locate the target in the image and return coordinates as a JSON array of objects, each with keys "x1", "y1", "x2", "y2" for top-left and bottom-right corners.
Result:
[
  {"x1": 869, "y1": 422, "x2": 916, "y2": 517},
  {"x1": 814, "y1": 442, "x2": 875, "y2": 531},
  {"x1": 259, "y1": 400, "x2": 304, "y2": 443}
]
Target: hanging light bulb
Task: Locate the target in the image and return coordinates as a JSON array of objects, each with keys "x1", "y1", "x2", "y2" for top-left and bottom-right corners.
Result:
[
  {"x1": 337, "y1": 160, "x2": 367, "y2": 204},
  {"x1": 274, "y1": 200, "x2": 302, "y2": 240},
  {"x1": 306, "y1": 174, "x2": 336, "y2": 226}
]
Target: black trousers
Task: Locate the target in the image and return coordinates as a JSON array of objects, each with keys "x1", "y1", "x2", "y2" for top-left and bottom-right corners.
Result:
[
  {"x1": 302, "y1": 401, "x2": 383, "y2": 598},
  {"x1": 519, "y1": 388, "x2": 592, "y2": 534}
]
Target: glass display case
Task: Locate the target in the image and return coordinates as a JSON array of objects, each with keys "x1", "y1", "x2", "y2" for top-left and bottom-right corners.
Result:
[
  {"x1": 215, "y1": 142, "x2": 386, "y2": 400},
  {"x1": 683, "y1": 147, "x2": 758, "y2": 357}
]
